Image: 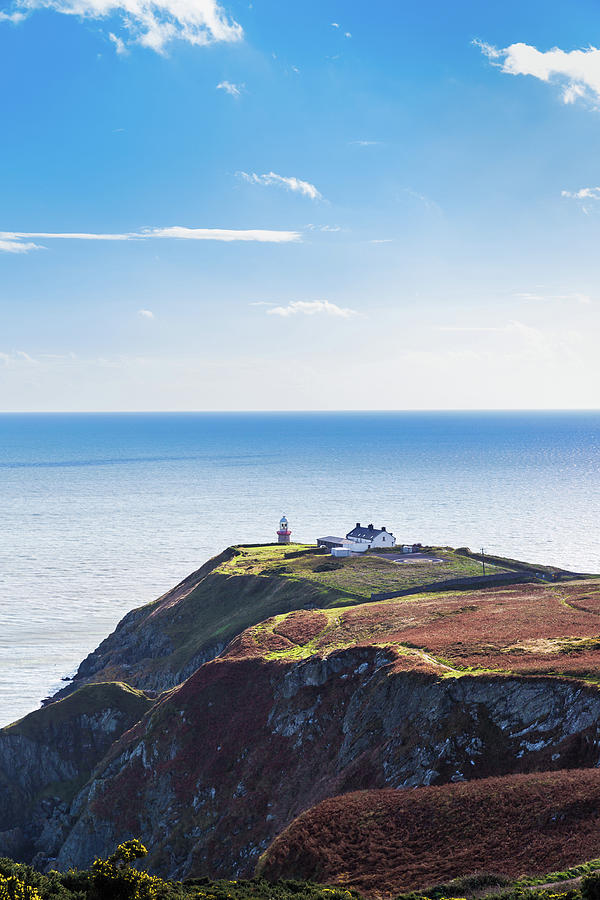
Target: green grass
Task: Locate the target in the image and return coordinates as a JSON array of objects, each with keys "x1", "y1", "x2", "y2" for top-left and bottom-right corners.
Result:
[{"x1": 217, "y1": 545, "x2": 505, "y2": 600}]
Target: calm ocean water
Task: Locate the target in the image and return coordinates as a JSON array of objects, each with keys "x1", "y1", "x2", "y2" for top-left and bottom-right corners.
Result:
[{"x1": 0, "y1": 411, "x2": 599, "y2": 726}]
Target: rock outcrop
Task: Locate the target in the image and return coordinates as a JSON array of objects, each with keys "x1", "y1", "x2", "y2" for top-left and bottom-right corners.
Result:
[
  {"x1": 0, "y1": 682, "x2": 153, "y2": 864},
  {"x1": 2, "y1": 546, "x2": 600, "y2": 888},
  {"x1": 53, "y1": 548, "x2": 349, "y2": 700},
  {"x1": 43, "y1": 649, "x2": 600, "y2": 878}
]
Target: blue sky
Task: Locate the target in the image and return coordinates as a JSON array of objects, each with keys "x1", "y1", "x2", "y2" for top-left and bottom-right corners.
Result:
[{"x1": 1, "y1": 0, "x2": 599, "y2": 410}]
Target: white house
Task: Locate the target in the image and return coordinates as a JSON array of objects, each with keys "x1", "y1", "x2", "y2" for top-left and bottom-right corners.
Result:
[
  {"x1": 317, "y1": 523, "x2": 396, "y2": 554},
  {"x1": 345, "y1": 523, "x2": 396, "y2": 549}
]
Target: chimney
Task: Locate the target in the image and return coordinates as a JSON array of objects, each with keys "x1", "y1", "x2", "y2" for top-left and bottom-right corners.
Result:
[
  {"x1": 381, "y1": 526, "x2": 386, "y2": 531},
  {"x1": 368, "y1": 523, "x2": 373, "y2": 530},
  {"x1": 356, "y1": 522, "x2": 360, "y2": 528}
]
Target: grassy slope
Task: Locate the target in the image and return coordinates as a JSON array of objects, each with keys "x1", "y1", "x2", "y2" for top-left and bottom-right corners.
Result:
[
  {"x1": 65, "y1": 544, "x2": 504, "y2": 693},
  {"x1": 257, "y1": 771, "x2": 600, "y2": 897},
  {"x1": 225, "y1": 578, "x2": 600, "y2": 679}
]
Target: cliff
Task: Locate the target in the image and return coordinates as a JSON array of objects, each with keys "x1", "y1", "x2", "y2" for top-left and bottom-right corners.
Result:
[
  {"x1": 2, "y1": 544, "x2": 600, "y2": 891},
  {"x1": 53, "y1": 543, "x2": 493, "y2": 698},
  {"x1": 0, "y1": 681, "x2": 153, "y2": 864}
]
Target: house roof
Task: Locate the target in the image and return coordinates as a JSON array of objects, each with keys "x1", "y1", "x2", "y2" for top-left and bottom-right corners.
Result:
[
  {"x1": 346, "y1": 526, "x2": 390, "y2": 540},
  {"x1": 317, "y1": 536, "x2": 346, "y2": 545}
]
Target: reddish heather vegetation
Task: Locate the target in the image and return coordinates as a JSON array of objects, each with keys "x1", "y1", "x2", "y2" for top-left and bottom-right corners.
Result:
[
  {"x1": 229, "y1": 580, "x2": 600, "y2": 677},
  {"x1": 273, "y1": 610, "x2": 329, "y2": 646},
  {"x1": 259, "y1": 770, "x2": 600, "y2": 897}
]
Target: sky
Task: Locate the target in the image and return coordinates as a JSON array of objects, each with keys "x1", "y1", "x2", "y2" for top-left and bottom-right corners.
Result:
[{"x1": 1, "y1": 0, "x2": 600, "y2": 411}]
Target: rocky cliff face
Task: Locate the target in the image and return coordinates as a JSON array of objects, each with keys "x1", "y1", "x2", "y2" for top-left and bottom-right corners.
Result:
[
  {"x1": 53, "y1": 548, "x2": 345, "y2": 700},
  {"x1": 4, "y1": 549, "x2": 600, "y2": 886},
  {"x1": 0, "y1": 682, "x2": 153, "y2": 865},
  {"x1": 38, "y1": 646, "x2": 600, "y2": 878}
]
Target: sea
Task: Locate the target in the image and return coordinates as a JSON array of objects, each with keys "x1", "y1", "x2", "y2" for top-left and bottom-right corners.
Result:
[{"x1": 1, "y1": 410, "x2": 599, "y2": 727}]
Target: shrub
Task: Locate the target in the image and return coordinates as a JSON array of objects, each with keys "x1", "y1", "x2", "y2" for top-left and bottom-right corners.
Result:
[
  {"x1": 0, "y1": 875, "x2": 42, "y2": 900},
  {"x1": 582, "y1": 875, "x2": 600, "y2": 900}
]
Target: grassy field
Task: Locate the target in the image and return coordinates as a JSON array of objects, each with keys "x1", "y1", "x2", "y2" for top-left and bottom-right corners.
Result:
[{"x1": 215, "y1": 544, "x2": 504, "y2": 600}]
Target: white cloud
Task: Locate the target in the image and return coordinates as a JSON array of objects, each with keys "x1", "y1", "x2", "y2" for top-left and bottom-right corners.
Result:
[
  {"x1": 0, "y1": 9, "x2": 25, "y2": 21},
  {"x1": 368, "y1": 238, "x2": 393, "y2": 243},
  {"x1": 238, "y1": 170, "x2": 322, "y2": 200},
  {"x1": 267, "y1": 300, "x2": 359, "y2": 319},
  {"x1": 344, "y1": 32, "x2": 351, "y2": 38},
  {"x1": 109, "y1": 31, "x2": 127, "y2": 54},
  {"x1": 562, "y1": 187, "x2": 600, "y2": 200},
  {"x1": 475, "y1": 39, "x2": 600, "y2": 105},
  {"x1": 305, "y1": 224, "x2": 341, "y2": 232},
  {"x1": 145, "y1": 226, "x2": 300, "y2": 241},
  {"x1": 349, "y1": 140, "x2": 381, "y2": 146},
  {"x1": 0, "y1": 238, "x2": 42, "y2": 253},
  {"x1": 0, "y1": 226, "x2": 302, "y2": 252},
  {"x1": 217, "y1": 80, "x2": 243, "y2": 96},
  {"x1": 138, "y1": 308, "x2": 154, "y2": 318},
  {"x1": 331, "y1": 22, "x2": 339, "y2": 28},
  {"x1": 0, "y1": 0, "x2": 242, "y2": 54}
]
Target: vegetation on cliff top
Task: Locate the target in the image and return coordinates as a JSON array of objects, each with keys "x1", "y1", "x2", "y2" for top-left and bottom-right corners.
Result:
[
  {"x1": 226, "y1": 578, "x2": 600, "y2": 679},
  {"x1": 61, "y1": 544, "x2": 507, "y2": 696}
]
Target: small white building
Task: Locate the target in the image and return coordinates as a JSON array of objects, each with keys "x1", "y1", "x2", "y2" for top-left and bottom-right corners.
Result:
[{"x1": 345, "y1": 523, "x2": 396, "y2": 549}]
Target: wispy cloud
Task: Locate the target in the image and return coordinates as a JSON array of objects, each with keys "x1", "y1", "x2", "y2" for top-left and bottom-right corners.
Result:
[
  {"x1": 562, "y1": 187, "x2": 600, "y2": 200},
  {"x1": 138, "y1": 309, "x2": 154, "y2": 319},
  {"x1": 109, "y1": 31, "x2": 127, "y2": 54},
  {"x1": 0, "y1": 350, "x2": 39, "y2": 366},
  {"x1": 0, "y1": 0, "x2": 242, "y2": 54},
  {"x1": 331, "y1": 22, "x2": 350, "y2": 37},
  {"x1": 238, "y1": 170, "x2": 322, "y2": 201},
  {"x1": 0, "y1": 226, "x2": 302, "y2": 253},
  {"x1": 436, "y1": 319, "x2": 584, "y2": 364},
  {"x1": 267, "y1": 300, "x2": 359, "y2": 319},
  {"x1": 514, "y1": 290, "x2": 591, "y2": 304},
  {"x1": 0, "y1": 237, "x2": 43, "y2": 253},
  {"x1": 0, "y1": 9, "x2": 25, "y2": 21},
  {"x1": 349, "y1": 140, "x2": 381, "y2": 147},
  {"x1": 305, "y1": 224, "x2": 341, "y2": 232},
  {"x1": 217, "y1": 80, "x2": 243, "y2": 96},
  {"x1": 475, "y1": 38, "x2": 600, "y2": 105},
  {"x1": 401, "y1": 188, "x2": 441, "y2": 213}
]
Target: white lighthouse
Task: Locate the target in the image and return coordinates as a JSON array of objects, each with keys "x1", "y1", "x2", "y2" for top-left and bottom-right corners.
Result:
[{"x1": 277, "y1": 515, "x2": 291, "y2": 544}]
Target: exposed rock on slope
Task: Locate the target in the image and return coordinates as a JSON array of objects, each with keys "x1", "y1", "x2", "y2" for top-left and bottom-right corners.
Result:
[
  {"x1": 48, "y1": 642, "x2": 600, "y2": 878},
  {"x1": 54, "y1": 548, "x2": 356, "y2": 699},
  {"x1": 0, "y1": 682, "x2": 152, "y2": 865},
  {"x1": 53, "y1": 543, "x2": 499, "y2": 701},
  {"x1": 5, "y1": 547, "x2": 600, "y2": 888},
  {"x1": 257, "y1": 772, "x2": 600, "y2": 896}
]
